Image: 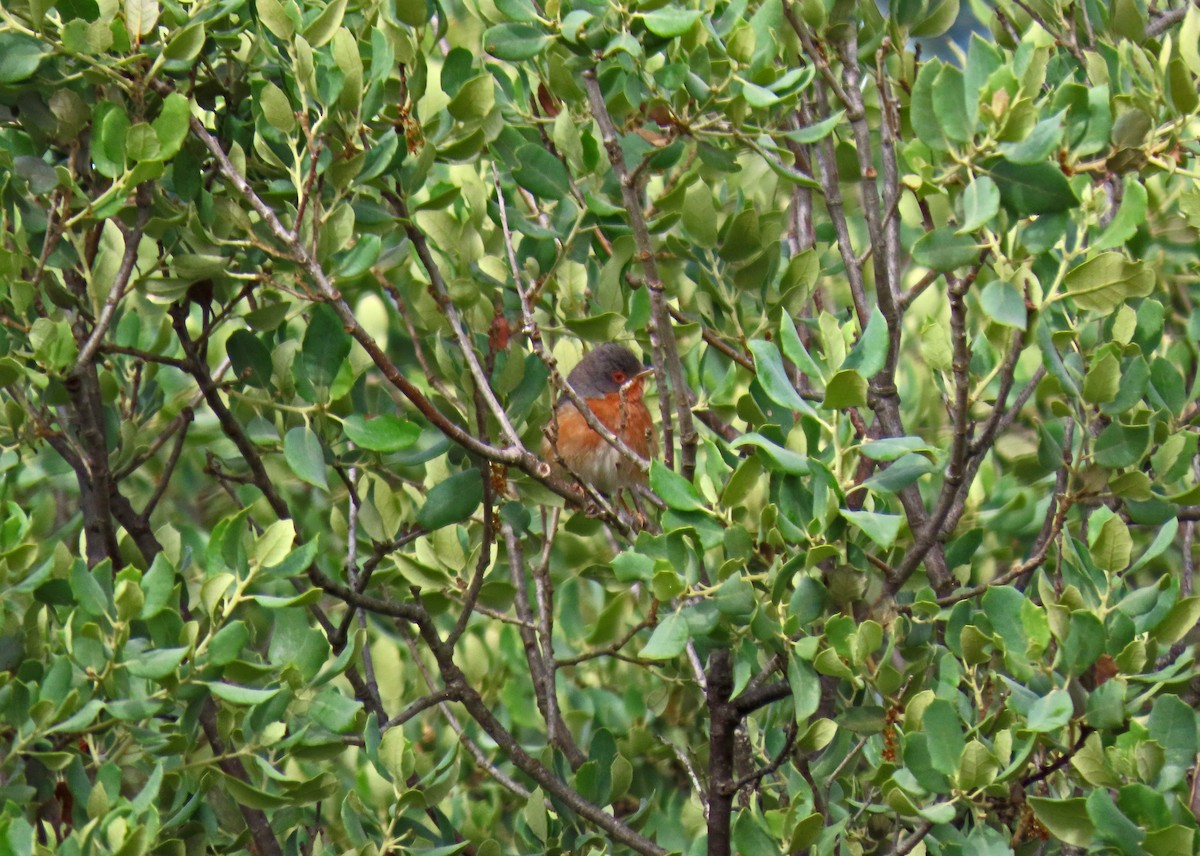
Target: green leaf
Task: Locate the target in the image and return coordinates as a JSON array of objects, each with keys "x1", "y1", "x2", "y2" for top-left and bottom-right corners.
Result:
[
  {"x1": 788, "y1": 650, "x2": 820, "y2": 721},
  {"x1": 253, "y1": 520, "x2": 295, "y2": 568},
  {"x1": 1094, "y1": 176, "x2": 1147, "y2": 251},
  {"x1": 911, "y1": 228, "x2": 980, "y2": 272},
  {"x1": 1082, "y1": 352, "x2": 1120, "y2": 404},
  {"x1": 300, "y1": 304, "x2": 352, "y2": 400},
  {"x1": 483, "y1": 23, "x2": 551, "y2": 60},
  {"x1": 641, "y1": 7, "x2": 703, "y2": 36},
  {"x1": 979, "y1": 280, "x2": 1027, "y2": 329},
  {"x1": 957, "y1": 176, "x2": 1000, "y2": 233},
  {"x1": 417, "y1": 470, "x2": 483, "y2": 530},
  {"x1": 639, "y1": 611, "x2": 688, "y2": 660},
  {"x1": 260, "y1": 81, "x2": 296, "y2": 133},
  {"x1": 448, "y1": 75, "x2": 496, "y2": 121},
  {"x1": 512, "y1": 143, "x2": 571, "y2": 199},
  {"x1": 839, "y1": 509, "x2": 901, "y2": 549},
  {"x1": 783, "y1": 111, "x2": 844, "y2": 144},
  {"x1": 227, "y1": 330, "x2": 274, "y2": 388},
  {"x1": 863, "y1": 453, "x2": 935, "y2": 494},
  {"x1": 303, "y1": 0, "x2": 348, "y2": 47},
  {"x1": 335, "y1": 235, "x2": 382, "y2": 280},
  {"x1": 998, "y1": 112, "x2": 1065, "y2": 164},
  {"x1": 1063, "y1": 253, "x2": 1155, "y2": 313},
  {"x1": 923, "y1": 699, "x2": 965, "y2": 776},
  {"x1": 988, "y1": 159, "x2": 1079, "y2": 216},
  {"x1": 342, "y1": 415, "x2": 420, "y2": 452},
  {"x1": 395, "y1": 0, "x2": 429, "y2": 25},
  {"x1": 912, "y1": 0, "x2": 959, "y2": 36},
  {"x1": 1062, "y1": 610, "x2": 1105, "y2": 676},
  {"x1": 1144, "y1": 827, "x2": 1195, "y2": 856},
  {"x1": 496, "y1": 0, "x2": 537, "y2": 21},
  {"x1": 284, "y1": 426, "x2": 329, "y2": 491},
  {"x1": 931, "y1": 66, "x2": 970, "y2": 143},
  {"x1": 860, "y1": 436, "x2": 936, "y2": 461},
  {"x1": 1028, "y1": 797, "x2": 1094, "y2": 846},
  {"x1": 780, "y1": 314, "x2": 824, "y2": 382},
  {"x1": 207, "y1": 621, "x2": 249, "y2": 665},
  {"x1": 1182, "y1": 6, "x2": 1200, "y2": 75},
  {"x1": 257, "y1": 0, "x2": 295, "y2": 39},
  {"x1": 1086, "y1": 789, "x2": 1145, "y2": 854},
  {"x1": 153, "y1": 93, "x2": 192, "y2": 160},
  {"x1": 206, "y1": 682, "x2": 280, "y2": 705},
  {"x1": 1149, "y1": 595, "x2": 1200, "y2": 646},
  {"x1": 164, "y1": 22, "x2": 206, "y2": 66},
  {"x1": 740, "y1": 80, "x2": 780, "y2": 108},
  {"x1": 1091, "y1": 515, "x2": 1131, "y2": 571},
  {"x1": 0, "y1": 33, "x2": 46, "y2": 83},
  {"x1": 956, "y1": 740, "x2": 998, "y2": 790},
  {"x1": 611, "y1": 551, "x2": 654, "y2": 582},
  {"x1": 649, "y1": 461, "x2": 706, "y2": 512},
  {"x1": 309, "y1": 688, "x2": 362, "y2": 733},
  {"x1": 1093, "y1": 422, "x2": 1150, "y2": 469},
  {"x1": 1025, "y1": 688, "x2": 1072, "y2": 732},
  {"x1": 911, "y1": 61, "x2": 948, "y2": 152},
  {"x1": 821, "y1": 370, "x2": 867, "y2": 409},
  {"x1": 841, "y1": 307, "x2": 887, "y2": 378},
  {"x1": 748, "y1": 339, "x2": 816, "y2": 416},
  {"x1": 125, "y1": 123, "x2": 161, "y2": 162},
  {"x1": 732, "y1": 810, "x2": 777, "y2": 855},
  {"x1": 250, "y1": 589, "x2": 324, "y2": 608},
  {"x1": 730, "y1": 433, "x2": 810, "y2": 475},
  {"x1": 1128, "y1": 513, "x2": 1176, "y2": 573},
  {"x1": 1147, "y1": 695, "x2": 1197, "y2": 782},
  {"x1": 125, "y1": 0, "x2": 159, "y2": 36},
  {"x1": 125, "y1": 646, "x2": 188, "y2": 680}
]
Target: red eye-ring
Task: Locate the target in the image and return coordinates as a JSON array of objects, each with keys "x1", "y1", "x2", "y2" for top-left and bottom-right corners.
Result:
[{"x1": 612, "y1": 371, "x2": 627, "y2": 384}]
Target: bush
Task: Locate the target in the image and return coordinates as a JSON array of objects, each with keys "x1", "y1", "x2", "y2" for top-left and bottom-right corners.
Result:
[{"x1": 1, "y1": 0, "x2": 1199, "y2": 852}]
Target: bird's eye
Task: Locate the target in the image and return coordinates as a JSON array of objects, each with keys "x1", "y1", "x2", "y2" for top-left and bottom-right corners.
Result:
[{"x1": 612, "y1": 370, "x2": 627, "y2": 384}]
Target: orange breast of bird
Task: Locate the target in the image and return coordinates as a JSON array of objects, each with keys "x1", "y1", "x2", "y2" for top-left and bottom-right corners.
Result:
[{"x1": 545, "y1": 389, "x2": 656, "y2": 493}]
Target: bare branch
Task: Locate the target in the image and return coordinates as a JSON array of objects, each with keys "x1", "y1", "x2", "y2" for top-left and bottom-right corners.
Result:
[
  {"x1": 502, "y1": 523, "x2": 586, "y2": 768},
  {"x1": 1147, "y1": 2, "x2": 1195, "y2": 37},
  {"x1": 75, "y1": 186, "x2": 151, "y2": 370},
  {"x1": 883, "y1": 820, "x2": 935, "y2": 856},
  {"x1": 583, "y1": 69, "x2": 698, "y2": 481}
]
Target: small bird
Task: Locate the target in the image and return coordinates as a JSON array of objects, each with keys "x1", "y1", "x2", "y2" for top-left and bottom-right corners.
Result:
[{"x1": 543, "y1": 344, "x2": 656, "y2": 493}]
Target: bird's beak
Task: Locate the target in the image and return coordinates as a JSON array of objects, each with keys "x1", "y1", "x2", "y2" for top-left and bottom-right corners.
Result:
[{"x1": 624, "y1": 366, "x2": 655, "y2": 388}]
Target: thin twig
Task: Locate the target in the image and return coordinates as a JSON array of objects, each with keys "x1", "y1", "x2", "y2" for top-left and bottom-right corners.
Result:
[{"x1": 75, "y1": 186, "x2": 151, "y2": 370}]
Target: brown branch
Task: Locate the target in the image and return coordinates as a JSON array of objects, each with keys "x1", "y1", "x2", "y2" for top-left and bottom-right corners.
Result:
[
  {"x1": 732, "y1": 680, "x2": 792, "y2": 716},
  {"x1": 884, "y1": 820, "x2": 935, "y2": 856},
  {"x1": 732, "y1": 718, "x2": 798, "y2": 793},
  {"x1": 1146, "y1": 2, "x2": 1194, "y2": 37},
  {"x1": 667, "y1": 305, "x2": 753, "y2": 371},
  {"x1": 706, "y1": 649, "x2": 737, "y2": 856},
  {"x1": 1022, "y1": 726, "x2": 1095, "y2": 786},
  {"x1": 383, "y1": 688, "x2": 456, "y2": 730},
  {"x1": 903, "y1": 421, "x2": 1074, "y2": 611},
  {"x1": 381, "y1": 189, "x2": 526, "y2": 451},
  {"x1": 140, "y1": 407, "x2": 194, "y2": 519},
  {"x1": 492, "y1": 167, "x2": 650, "y2": 478},
  {"x1": 113, "y1": 406, "x2": 193, "y2": 480},
  {"x1": 179, "y1": 104, "x2": 626, "y2": 521},
  {"x1": 557, "y1": 606, "x2": 658, "y2": 667},
  {"x1": 414, "y1": 607, "x2": 668, "y2": 855},
  {"x1": 887, "y1": 253, "x2": 990, "y2": 596},
  {"x1": 502, "y1": 523, "x2": 586, "y2": 768},
  {"x1": 583, "y1": 69, "x2": 698, "y2": 481},
  {"x1": 75, "y1": 186, "x2": 151, "y2": 370}
]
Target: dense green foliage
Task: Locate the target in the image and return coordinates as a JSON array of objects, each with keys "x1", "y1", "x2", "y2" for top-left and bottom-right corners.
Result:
[{"x1": 1, "y1": 0, "x2": 1200, "y2": 852}]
